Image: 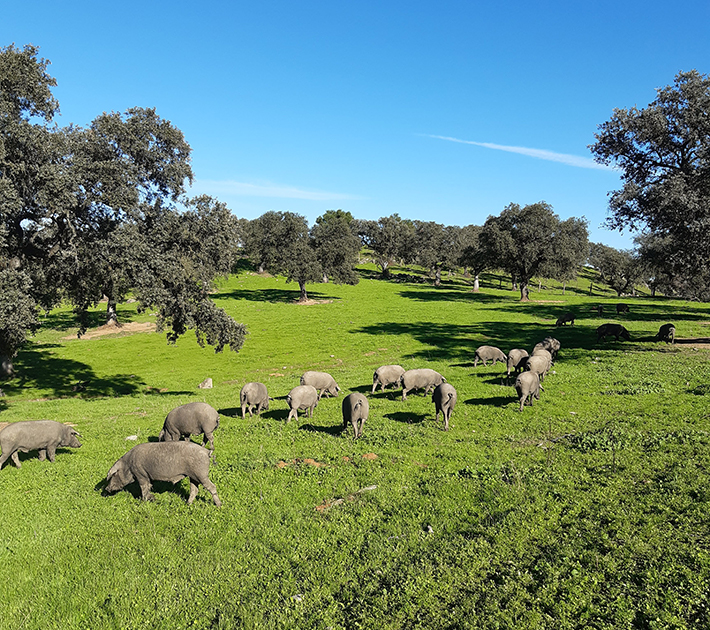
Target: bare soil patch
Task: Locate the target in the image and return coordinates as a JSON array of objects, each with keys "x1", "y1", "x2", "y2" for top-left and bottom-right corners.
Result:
[
  {"x1": 63, "y1": 321, "x2": 156, "y2": 340},
  {"x1": 295, "y1": 299, "x2": 334, "y2": 305}
]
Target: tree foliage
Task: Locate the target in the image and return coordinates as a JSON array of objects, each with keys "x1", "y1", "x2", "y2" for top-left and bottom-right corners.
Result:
[
  {"x1": 589, "y1": 243, "x2": 643, "y2": 296},
  {"x1": 355, "y1": 214, "x2": 414, "y2": 278},
  {"x1": 244, "y1": 211, "x2": 322, "y2": 301},
  {"x1": 591, "y1": 70, "x2": 710, "y2": 296},
  {"x1": 0, "y1": 44, "x2": 247, "y2": 359},
  {"x1": 481, "y1": 202, "x2": 587, "y2": 300},
  {"x1": 311, "y1": 210, "x2": 360, "y2": 285}
]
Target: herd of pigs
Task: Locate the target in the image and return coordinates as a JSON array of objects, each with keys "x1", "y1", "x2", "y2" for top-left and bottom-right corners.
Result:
[{"x1": 0, "y1": 315, "x2": 677, "y2": 506}]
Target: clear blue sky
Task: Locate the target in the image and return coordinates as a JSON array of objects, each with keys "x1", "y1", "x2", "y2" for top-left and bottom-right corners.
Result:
[{"x1": 4, "y1": 1, "x2": 710, "y2": 249}]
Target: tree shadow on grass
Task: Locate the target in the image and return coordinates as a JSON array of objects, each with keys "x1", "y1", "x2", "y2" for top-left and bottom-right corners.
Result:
[
  {"x1": 210, "y1": 288, "x2": 339, "y2": 303},
  {"x1": 354, "y1": 319, "x2": 684, "y2": 365},
  {"x1": 384, "y1": 411, "x2": 428, "y2": 424},
  {"x1": 494, "y1": 299, "x2": 710, "y2": 326},
  {"x1": 398, "y1": 289, "x2": 504, "y2": 304},
  {"x1": 8, "y1": 343, "x2": 145, "y2": 399},
  {"x1": 39, "y1": 304, "x2": 140, "y2": 333}
]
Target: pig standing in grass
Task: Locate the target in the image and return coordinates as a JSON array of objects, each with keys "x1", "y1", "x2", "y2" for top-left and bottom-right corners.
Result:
[
  {"x1": 105, "y1": 441, "x2": 221, "y2": 505},
  {"x1": 342, "y1": 392, "x2": 369, "y2": 439},
  {"x1": 0, "y1": 421, "x2": 82, "y2": 469},
  {"x1": 372, "y1": 365, "x2": 405, "y2": 393},
  {"x1": 401, "y1": 369, "x2": 446, "y2": 400},
  {"x1": 286, "y1": 385, "x2": 319, "y2": 422},
  {"x1": 240, "y1": 382, "x2": 270, "y2": 419},
  {"x1": 525, "y1": 354, "x2": 551, "y2": 382},
  {"x1": 596, "y1": 323, "x2": 631, "y2": 342},
  {"x1": 515, "y1": 372, "x2": 541, "y2": 412},
  {"x1": 300, "y1": 371, "x2": 340, "y2": 400},
  {"x1": 473, "y1": 346, "x2": 507, "y2": 368},
  {"x1": 158, "y1": 402, "x2": 220, "y2": 451},
  {"x1": 505, "y1": 349, "x2": 529, "y2": 385},
  {"x1": 533, "y1": 337, "x2": 561, "y2": 361},
  {"x1": 556, "y1": 313, "x2": 575, "y2": 326},
  {"x1": 432, "y1": 383, "x2": 457, "y2": 431},
  {"x1": 656, "y1": 323, "x2": 676, "y2": 344}
]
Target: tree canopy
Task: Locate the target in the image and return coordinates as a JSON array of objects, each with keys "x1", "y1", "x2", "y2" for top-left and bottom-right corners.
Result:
[
  {"x1": 481, "y1": 202, "x2": 588, "y2": 300},
  {"x1": 591, "y1": 70, "x2": 710, "y2": 296},
  {"x1": 0, "y1": 44, "x2": 247, "y2": 360}
]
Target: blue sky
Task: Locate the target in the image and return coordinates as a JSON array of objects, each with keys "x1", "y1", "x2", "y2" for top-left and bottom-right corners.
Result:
[{"x1": 4, "y1": 1, "x2": 710, "y2": 249}]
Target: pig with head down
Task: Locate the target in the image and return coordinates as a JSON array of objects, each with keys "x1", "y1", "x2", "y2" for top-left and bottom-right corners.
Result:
[
  {"x1": 105, "y1": 441, "x2": 221, "y2": 506},
  {"x1": 300, "y1": 371, "x2": 340, "y2": 400},
  {"x1": 158, "y1": 402, "x2": 220, "y2": 451}
]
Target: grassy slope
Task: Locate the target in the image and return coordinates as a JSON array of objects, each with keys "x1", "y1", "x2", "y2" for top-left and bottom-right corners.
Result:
[{"x1": 0, "y1": 267, "x2": 709, "y2": 629}]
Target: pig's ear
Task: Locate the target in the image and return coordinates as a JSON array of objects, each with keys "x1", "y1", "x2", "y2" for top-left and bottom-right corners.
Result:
[{"x1": 72, "y1": 429, "x2": 82, "y2": 437}]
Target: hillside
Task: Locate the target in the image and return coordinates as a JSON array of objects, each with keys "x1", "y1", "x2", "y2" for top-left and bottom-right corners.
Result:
[{"x1": 1, "y1": 267, "x2": 709, "y2": 629}]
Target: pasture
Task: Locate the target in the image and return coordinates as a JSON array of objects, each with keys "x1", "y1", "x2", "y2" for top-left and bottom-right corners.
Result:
[{"x1": 1, "y1": 267, "x2": 709, "y2": 629}]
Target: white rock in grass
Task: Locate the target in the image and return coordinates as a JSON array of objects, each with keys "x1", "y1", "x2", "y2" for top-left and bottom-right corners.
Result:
[{"x1": 125, "y1": 435, "x2": 138, "y2": 441}]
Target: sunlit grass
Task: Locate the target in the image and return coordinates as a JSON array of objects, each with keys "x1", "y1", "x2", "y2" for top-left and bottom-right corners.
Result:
[{"x1": 1, "y1": 266, "x2": 709, "y2": 629}]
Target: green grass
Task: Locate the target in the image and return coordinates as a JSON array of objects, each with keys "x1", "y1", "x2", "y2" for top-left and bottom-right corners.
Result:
[{"x1": 1, "y1": 267, "x2": 710, "y2": 629}]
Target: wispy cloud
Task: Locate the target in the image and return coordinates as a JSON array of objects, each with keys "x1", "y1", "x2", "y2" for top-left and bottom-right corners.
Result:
[
  {"x1": 192, "y1": 179, "x2": 361, "y2": 201},
  {"x1": 427, "y1": 134, "x2": 613, "y2": 171}
]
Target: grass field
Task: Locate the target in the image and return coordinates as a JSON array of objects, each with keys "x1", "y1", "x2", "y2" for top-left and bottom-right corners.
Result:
[{"x1": 1, "y1": 266, "x2": 709, "y2": 629}]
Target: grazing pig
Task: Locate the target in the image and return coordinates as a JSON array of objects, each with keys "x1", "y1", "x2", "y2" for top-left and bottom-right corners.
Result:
[
  {"x1": 372, "y1": 365, "x2": 405, "y2": 393},
  {"x1": 240, "y1": 382, "x2": 270, "y2": 419},
  {"x1": 597, "y1": 323, "x2": 631, "y2": 342},
  {"x1": 432, "y1": 383, "x2": 457, "y2": 431},
  {"x1": 105, "y1": 441, "x2": 221, "y2": 505},
  {"x1": 531, "y1": 347, "x2": 553, "y2": 368},
  {"x1": 656, "y1": 323, "x2": 676, "y2": 344},
  {"x1": 300, "y1": 371, "x2": 340, "y2": 400},
  {"x1": 473, "y1": 345, "x2": 507, "y2": 368},
  {"x1": 556, "y1": 312, "x2": 575, "y2": 326},
  {"x1": 515, "y1": 372, "x2": 541, "y2": 412},
  {"x1": 401, "y1": 368, "x2": 446, "y2": 400},
  {"x1": 0, "y1": 420, "x2": 82, "y2": 469},
  {"x1": 505, "y1": 349, "x2": 529, "y2": 385},
  {"x1": 286, "y1": 385, "x2": 319, "y2": 422},
  {"x1": 0, "y1": 355, "x2": 14, "y2": 379},
  {"x1": 342, "y1": 392, "x2": 369, "y2": 439},
  {"x1": 533, "y1": 337, "x2": 561, "y2": 361},
  {"x1": 158, "y1": 402, "x2": 220, "y2": 451},
  {"x1": 525, "y1": 354, "x2": 551, "y2": 382},
  {"x1": 616, "y1": 303, "x2": 630, "y2": 314}
]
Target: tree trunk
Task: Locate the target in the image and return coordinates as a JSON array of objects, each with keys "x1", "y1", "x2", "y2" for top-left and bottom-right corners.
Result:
[
  {"x1": 473, "y1": 274, "x2": 480, "y2": 292},
  {"x1": 258, "y1": 263, "x2": 265, "y2": 273},
  {"x1": 538, "y1": 280, "x2": 542, "y2": 292},
  {"x1": 299, "y1": 281, "x2": 308, "y2": 302},
  {"x1": 562, "y1": 281, "x2": 567, "y2": 295},
  {"x1": 434, "y1": 268, "x2": 441, "y2": 287},
  {"x1": 106, "y1": 299, "x2": 119, "y2": 327},
  {"x1": 322, "y1": 272, "x2": 329, "y2": 283},
  {"x1": 519, "y1": 282, "x2": 530, "y2": 301},
  {"x1": 589, "y1": 282, "x2": 594, "y2": 296},
  {"x1": 651, "y1": 286, "x2": 656, "y2": 297}
]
